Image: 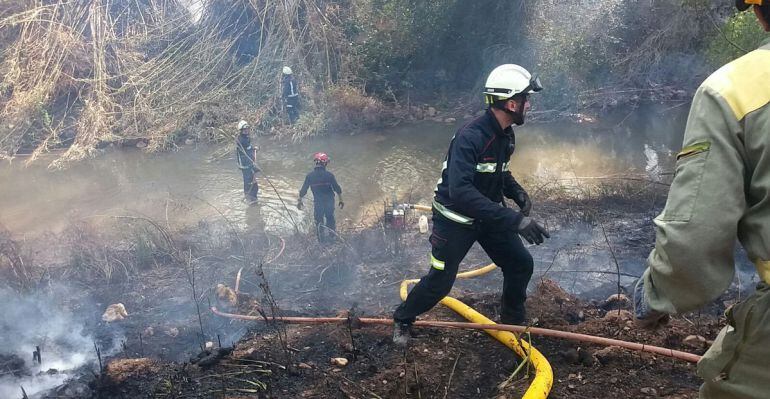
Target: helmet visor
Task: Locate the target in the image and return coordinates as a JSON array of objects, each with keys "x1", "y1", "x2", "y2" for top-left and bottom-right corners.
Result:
[{"x1": 523, "y1": 74, "x2": 543, "y2": 94}]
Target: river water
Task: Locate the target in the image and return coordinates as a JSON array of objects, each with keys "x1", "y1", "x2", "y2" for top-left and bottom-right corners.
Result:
[
  {"x1": 5, "y1": 106, "x2": 765, "y2": 399},
  {"x1": 0, "y1": 105, "x2": 688, "y2": 237}
]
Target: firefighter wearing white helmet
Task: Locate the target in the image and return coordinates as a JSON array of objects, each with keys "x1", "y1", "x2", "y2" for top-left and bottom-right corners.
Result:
[
  {"x1": 235, "y1": 119, "x2": 259, "y2": 204},
  {"x1": 633, "y1": 2, "x2": 770, "y2": 398},
  {"x1": 483, "y1": 64, "x2": 542, "y2": 126},
  {"x1": 282, "y1": 66, "x2": 301, "y2": 124},
  {"x1": 393, "y1": 64, "x2": 548, "y2": 346}
]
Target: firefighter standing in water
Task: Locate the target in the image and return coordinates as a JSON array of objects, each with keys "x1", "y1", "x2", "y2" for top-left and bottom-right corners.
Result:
[
  {"x1": 634, "y1": 1, "x2": 770, "y2": 397},
  {"x1": 235, "y1": 120, "x2": 259, "y2": 204},
  {"x1": 393, "y1": 64, "x2": 550, "y2": 345},
  {"x1": 298, "y1": 152, "x2": 344, "y2": 243},
  {"x1": 282, "y1": 66, "x2": 300, "y2": 124}
]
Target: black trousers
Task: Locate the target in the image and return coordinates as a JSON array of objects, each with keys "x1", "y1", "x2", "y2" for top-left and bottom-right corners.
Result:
[
  {"x1": 393, "y1": 212, "x2": 533, "y2": 324},
  {"x1": 314, "y1": 199, "x2": 336, "y2": 242},
  {"x1": 241, "y1": 168, "x2": 258, "y2": 200},
  {"x1": 286, "y1": 98, "x2": 300, "y2": 124}
]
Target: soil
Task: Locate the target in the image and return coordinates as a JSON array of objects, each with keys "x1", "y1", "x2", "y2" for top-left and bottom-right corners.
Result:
[
  {"x1": 2, "y1": 195, "x2": 739, "y2": 399},
  {"x1": 84, "y1": 278, "x2": 723, "y2": 399}
]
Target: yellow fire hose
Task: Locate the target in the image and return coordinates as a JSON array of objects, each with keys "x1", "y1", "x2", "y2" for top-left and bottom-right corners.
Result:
[
  {"x1": 210, "y1": 203, "x2": 704, "y2": 397},
  {"x1": 404, "y1": 203, "x2": 553, "y2": 398}
]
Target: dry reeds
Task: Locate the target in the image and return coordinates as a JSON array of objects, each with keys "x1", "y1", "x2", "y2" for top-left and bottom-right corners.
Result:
[
  {"x1": 0, "y1": 226, "x2": 32, "y2": 291},
  {"x1": 0, "y1": 0, "x2": 355, "y2": 166}
]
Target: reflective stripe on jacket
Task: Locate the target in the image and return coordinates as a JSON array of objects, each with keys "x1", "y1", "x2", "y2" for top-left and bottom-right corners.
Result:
[
  {"x1": 283, "y1": 76, "x2": 299, "y2": 105},
  {"x1": 299, "y1": 166, "x2": 341, "y2": 203},
  {"x1": 236, "y1": 134, "x2": 256, "y2": 170},
  {"x1": 433, "y1": 109, "x2": 528, "y2": 227}
]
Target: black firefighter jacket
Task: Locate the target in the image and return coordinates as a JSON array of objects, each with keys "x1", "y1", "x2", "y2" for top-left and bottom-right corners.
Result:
[
  {"x1": 299, "y1": 166, "x2": 342, "y2": 206},
  {"x1": 434, "y1": 109, "x2": 528, "y2": 230}
]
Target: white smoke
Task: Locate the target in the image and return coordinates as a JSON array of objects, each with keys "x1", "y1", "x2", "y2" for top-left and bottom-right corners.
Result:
[
  {"x1": 178, "y1": 0, "x2": 204, "y2": 22},
  {"x1": 643, "y1": 144, "x2": 662, "y2": 182},
  {"x1": 0, "y1": 286, "x2": 116, "y2": 399}
]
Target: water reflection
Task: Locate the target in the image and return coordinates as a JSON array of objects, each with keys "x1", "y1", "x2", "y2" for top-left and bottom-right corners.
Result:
[{"x1": 0, "y1": 105, "x2": 689, "y2": 236}]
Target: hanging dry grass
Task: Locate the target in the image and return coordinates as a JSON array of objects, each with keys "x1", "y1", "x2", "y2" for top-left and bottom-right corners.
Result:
[{"x1": 0, "y1": 0, "x2": 355, "y2": 167}]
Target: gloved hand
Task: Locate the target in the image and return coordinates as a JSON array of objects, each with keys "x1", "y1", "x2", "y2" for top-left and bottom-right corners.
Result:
[
  {"x1": 297, "y1": 199, "x2": 304, "y2": 210},
  {"x1": 633, "y1": 277, "x2": 670, "y2": 329},
  {"x1": 516, "y1": 191, "x2": 532, "y2": 216},
  {"x1": 338, "y1": 200, "x2": 344, "y2": 209},
  {"x1": 516, "y1": 217, "x2": 549, "y2": 245}
]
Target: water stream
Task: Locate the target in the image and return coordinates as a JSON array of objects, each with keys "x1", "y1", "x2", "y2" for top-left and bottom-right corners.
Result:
[
  {"x1": 0, "y1": 105, "x2": 688, "y2": 238},
  {"x1": 2, "y1": 105, "x2": 760, "y2": 397}
]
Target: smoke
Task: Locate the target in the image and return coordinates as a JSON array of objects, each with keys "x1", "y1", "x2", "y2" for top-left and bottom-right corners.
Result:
[
  {"x1": 0, "y1": 286, "x2": 120, "y2": 398},
  {"x1": 178, "y1": 0, "x2": 203, "y2": 22},
  {"x1": 644, "y1": 144, "x2": 662, "y2": 182}
]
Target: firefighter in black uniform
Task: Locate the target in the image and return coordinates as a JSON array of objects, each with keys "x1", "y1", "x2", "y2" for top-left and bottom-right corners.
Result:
[
  {"x1": 235, "y1": 120, "x2": 259, "y2": 204},
  {"x1": 282, "y1": 66, "x2": 300, "y2": 124},
  {"x1": 297, "y1": 152, "x2": 344, "y2": 243},
  {"x1": 393, "y1": 64, "x2": 549, "y2": 345}
]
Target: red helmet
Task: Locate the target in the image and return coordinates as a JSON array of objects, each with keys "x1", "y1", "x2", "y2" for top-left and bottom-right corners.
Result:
[{"x1": 313, "y1": 152, "x2": 329, "y2": 164}]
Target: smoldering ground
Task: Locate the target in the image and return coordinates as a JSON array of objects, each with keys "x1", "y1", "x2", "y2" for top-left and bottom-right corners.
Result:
[{"x1": 0, "y1": 285, "x2": 125, "y2": 398}]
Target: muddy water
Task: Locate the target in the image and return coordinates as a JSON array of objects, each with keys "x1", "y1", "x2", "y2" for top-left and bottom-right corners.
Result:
[{"x1": 0, "y1": 105, "x2": 688, "y2": 237}]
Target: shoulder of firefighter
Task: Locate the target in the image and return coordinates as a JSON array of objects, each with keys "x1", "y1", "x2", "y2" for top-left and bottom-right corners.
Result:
[
  {"x1": 283, "y1": 76, "x2": 299, "y2": 99},
  {"x1": 641, "y1": 40, "x2": 770, "y2": 315},
  {"x1": 433, "y1": 110, "x2": 523, "y2": 228},
  {"x1": 299, "y1": 167, "x2": 340, "y2": 198},
  {"x1": 235, "y1": 135, "x2": 256, "y2": 169}
]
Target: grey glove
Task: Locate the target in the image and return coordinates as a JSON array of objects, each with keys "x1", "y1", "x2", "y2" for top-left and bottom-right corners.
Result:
[
  {"x1": 633, "y1": 277, "x2": 670, "y2": 329},
  {"x1": 297, "y1": 199, "x2": 304, "y2": 210},
  {"x1": 516, "y1": 217, "x2": 549, "y2": 245}
]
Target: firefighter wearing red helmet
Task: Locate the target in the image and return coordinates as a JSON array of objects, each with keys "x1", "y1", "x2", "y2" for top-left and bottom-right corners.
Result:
[{"x1": 298, "y1": 152, "x2": 344, "y2": 243}]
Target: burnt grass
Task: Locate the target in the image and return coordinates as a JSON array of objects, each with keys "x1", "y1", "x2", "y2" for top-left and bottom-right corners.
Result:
[
  {"x1": 90, "y1": 284, "x2": 723, "y2": 399},
  {"x1": 14, "y1": 191, "x2": 744, "y2": 399}
]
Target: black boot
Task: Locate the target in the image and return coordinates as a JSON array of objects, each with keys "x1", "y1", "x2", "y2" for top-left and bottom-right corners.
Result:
[
  {"x1": 392, "y1": 322, "x2": 412, "y2": 347},
  {"x1": 500, "y1": 305, "x2": 526, "y2": 326}
]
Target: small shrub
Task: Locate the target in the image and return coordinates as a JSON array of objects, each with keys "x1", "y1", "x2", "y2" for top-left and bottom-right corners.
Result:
[{"x1": 706, "y1": 11, "x2": 768, "y2": 66}]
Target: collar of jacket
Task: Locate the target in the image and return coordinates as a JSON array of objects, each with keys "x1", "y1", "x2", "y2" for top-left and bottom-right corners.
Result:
[{"x1": 483, "y1": 109, "x2": 514, "y2": 137}]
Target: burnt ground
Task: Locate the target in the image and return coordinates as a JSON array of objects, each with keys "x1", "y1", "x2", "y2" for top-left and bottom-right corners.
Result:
[
  {"x1": 2, "y1": 191, "x2": 752, "y2": 399},
  {"x1": 88, "y1": 281, "x2": 725, "y2": 399}
]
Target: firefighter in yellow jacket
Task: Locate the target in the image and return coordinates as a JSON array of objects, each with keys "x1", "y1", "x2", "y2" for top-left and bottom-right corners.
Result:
[{"x1": 634, "y1": 1, "x2": 770, "y2": 398}]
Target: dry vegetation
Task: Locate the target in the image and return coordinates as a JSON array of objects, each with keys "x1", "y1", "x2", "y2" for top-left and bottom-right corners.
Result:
[
  {"x1": 0, "y1": 0, "x2": 369, "y2": 166},
  {"x1": 0, "y1": 0, "x2": 758, "y2": 166}
]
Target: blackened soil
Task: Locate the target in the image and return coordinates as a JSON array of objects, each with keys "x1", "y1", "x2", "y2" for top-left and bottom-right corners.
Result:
[{"x1": 92, "y1": 280, "x2": 719, "y2": 399}]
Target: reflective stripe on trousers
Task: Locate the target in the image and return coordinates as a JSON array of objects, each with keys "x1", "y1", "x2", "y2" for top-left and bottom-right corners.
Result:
[{"x1": 430, "y1": 253, "x2": 445, "y2": 270}]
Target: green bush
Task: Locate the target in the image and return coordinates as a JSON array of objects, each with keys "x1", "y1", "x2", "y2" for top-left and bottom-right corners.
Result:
[{"x1": 706, "y1": 11, "x2": 768, "y2": 66}]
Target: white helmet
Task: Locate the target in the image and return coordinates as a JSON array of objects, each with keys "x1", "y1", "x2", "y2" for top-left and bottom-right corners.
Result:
[
  {"x1": 483, "y1": 64, "x2": 542, "y2": 101},
  {"x1": 237, "y1": 120, "x2": 250, "y2": 130},
  {"x1": 282, "y1": 66, "x2": 292, "y2": 75}
]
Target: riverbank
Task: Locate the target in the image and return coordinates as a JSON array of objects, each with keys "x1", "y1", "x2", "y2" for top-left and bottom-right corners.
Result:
[
  {"x1": 4, "y1": 1, "x2": 755, "y2": 167},
  {"x1": 0, "y1": 178, "x2": 754, "y2": 398}
]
